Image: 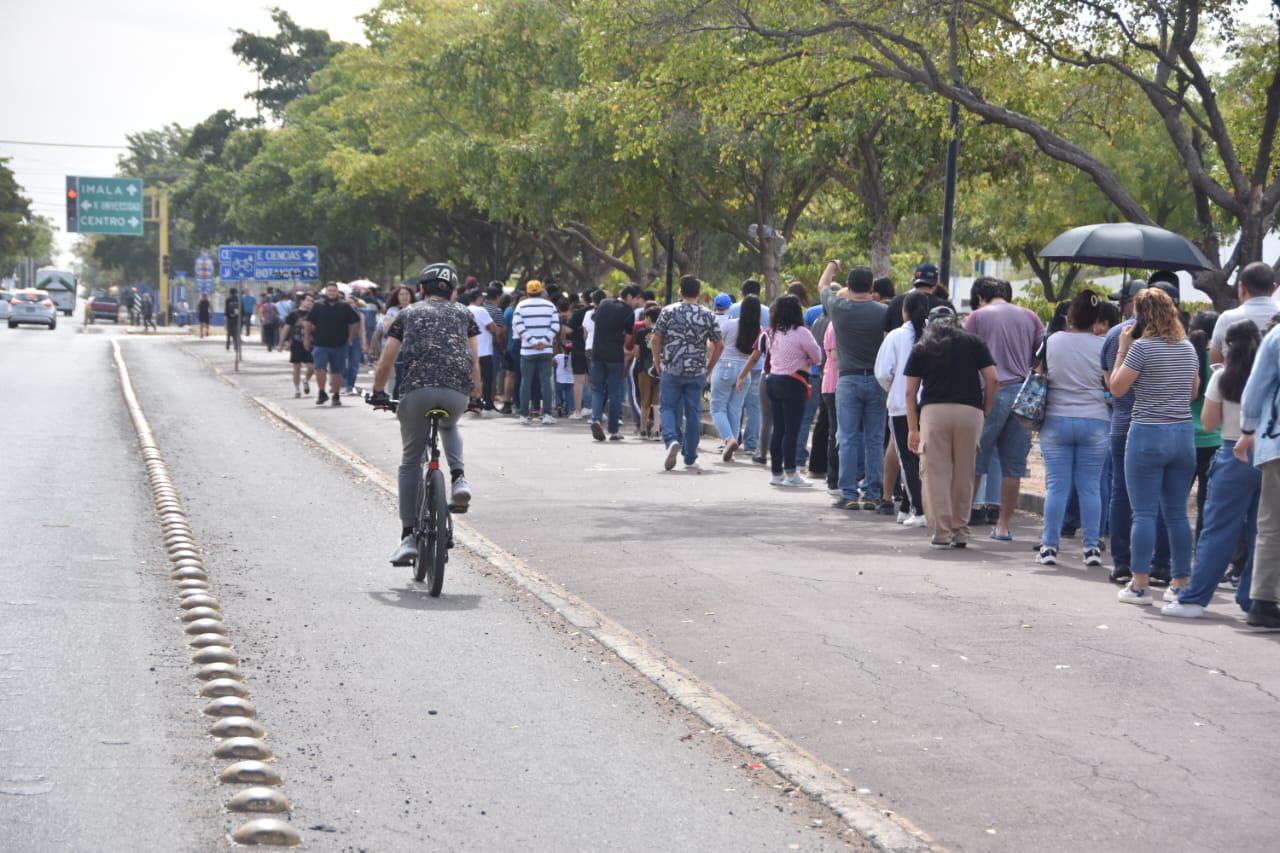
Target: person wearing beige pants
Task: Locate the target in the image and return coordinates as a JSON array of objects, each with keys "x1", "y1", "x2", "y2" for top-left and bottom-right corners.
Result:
[{"x1": 920, "y1": 404, "x2": 986, "y2": 544}]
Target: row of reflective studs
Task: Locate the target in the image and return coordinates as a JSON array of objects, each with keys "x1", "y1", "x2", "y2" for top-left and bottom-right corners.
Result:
[{"x1": 141, "y1": 435, "x2": 301, "y2": 847}]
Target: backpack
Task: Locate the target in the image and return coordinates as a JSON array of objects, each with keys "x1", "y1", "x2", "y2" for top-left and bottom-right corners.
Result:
[{"x1": 261, "y1": 302, "x2": 279, "y2": 324}]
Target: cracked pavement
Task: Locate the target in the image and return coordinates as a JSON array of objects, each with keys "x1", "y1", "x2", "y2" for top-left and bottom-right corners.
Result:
[{"x1": 181, "y1": 337, "x2": 1280, "y2": 853}]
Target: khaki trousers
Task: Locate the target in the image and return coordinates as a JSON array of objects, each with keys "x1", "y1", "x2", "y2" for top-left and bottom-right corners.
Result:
[
  {"x1": 920, "y1": 404, "x2": 985, "y2": 541},
  {"x1": 1251, "y1": 460, "x2": 1280, "y2": 602}
]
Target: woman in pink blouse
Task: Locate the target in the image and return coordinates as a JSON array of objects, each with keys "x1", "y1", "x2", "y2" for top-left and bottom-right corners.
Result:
[{"x1": 737, "y1": 295, "x2": 822, "y2": 486}]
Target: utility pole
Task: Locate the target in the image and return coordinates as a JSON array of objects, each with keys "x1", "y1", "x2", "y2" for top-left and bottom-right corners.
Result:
[{"x1": 156, "y1": 190, "x2": 170, "y2": 324}]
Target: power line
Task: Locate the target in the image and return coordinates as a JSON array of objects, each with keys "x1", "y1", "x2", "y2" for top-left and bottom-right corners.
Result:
[{"x1": 0, "y1": 139, "x2": 128, "y2": 150}]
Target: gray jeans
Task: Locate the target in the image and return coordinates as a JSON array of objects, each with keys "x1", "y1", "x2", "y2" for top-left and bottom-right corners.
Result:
[
  {"x1": 397, "y1": 386, "x2": 468, "y2": 527},
  {"x1": 1252, "y1": 459, "x2": 1280, "y2": 603}
]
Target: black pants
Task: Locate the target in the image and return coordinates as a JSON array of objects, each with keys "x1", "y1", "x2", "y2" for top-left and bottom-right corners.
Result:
[
  {"x1": 891, "y1": 414, "x2": 924, "y2": 516},
  {"x1": 262, "y1": 322, "x2": 279, "y2": 351},
  {"x1": 478, "y1": 355, "x2": 494, "y2": 408},
  {"x1": 810, "y1": 393, "x2": 830, "y2": 475},
  {"x1": 822, "y1": 392, "x2": 839, "y2": 490},
  {"x1": 1193, "y1": 444, "x2": 1218, "y2": 544},
  {"x1": 767, "y1": 374, "x2": 808, "y2": 475}
]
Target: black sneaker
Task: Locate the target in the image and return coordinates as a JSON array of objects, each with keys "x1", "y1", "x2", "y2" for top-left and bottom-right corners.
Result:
[
  {"x1": 1149, "y1": 567, "x2": 1172, "y2": 587},
  {"x1": 591, "y1": 421, "x2": 606, "y2": 442},
  {"x1": 1110, "y1": 564, "x2": 1132, "y2": 585},
  {"x1": 875, "y1": 500, "x2": 896, "y2": 516},
  {"x1": 984, "y1": 505, "x2": 1002, "y2": 526},
  {"x1": 499, "y1": 403, "x2": 513, "y2": 415},
  {"x1": 1037, "y1": 546, "x2": 1058, "y2": 566},
  {"x1": 331, "y1": 393, "x2": 342, "y2": 407},
  {"x1": 1083, "y1": 548, "x2": 1103, "y2": 567},
  {"x1": 968, "y1": 507, "x2": 985, "y2": 527},
  {"x1": 316, "y1": 390, "x2": 329, "y2": 406},
  {"x1": 832, "y1": 498, "x2": 862, "y2": 510},
  {"x1": 1246, "y1": 601, "x2": 1280, "y2": 631}
]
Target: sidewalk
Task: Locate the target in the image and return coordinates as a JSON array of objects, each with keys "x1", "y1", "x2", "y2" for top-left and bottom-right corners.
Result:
[{"x1": 180, "y1": 339, "x2": 1280, "y2": 853}]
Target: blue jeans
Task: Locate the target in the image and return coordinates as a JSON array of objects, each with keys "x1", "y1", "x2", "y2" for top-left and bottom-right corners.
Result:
[
  {"x1": 1061, "y1": 450, "x2": 1113, "y2": 536},
  {"x1": 741, "y1": 370, "x2": 762, "y2": 452},
  {"x1": 796, "y1": 387, "x2": 822, "y2": 468},
  {"x1": 709, "y1": 358, "x2": 749, "y2": 443},
  {"x1": 1110, "y1": 432, "x2": 1170, "y2": 571},
  {"x1": 590, "y1": 360, "x2": 626, "y2": 434},
  {"x1": 555, "y1": 383, "x2": 575, "y2": 413},
  {"x1": 977, "y1": 383, "x2": 1034, "y2": 478},
  {"x1": 312, "y1": 344, "x2": 347, "y2": 376},
  {"x1": 660, "y1": 373, "x2": 704, "y2": 464},
  {"x1": 343, "y1": 338, "x2": 362, "y2": 390},
  {"x1": 767, "y1": 374, "x2": 808, "y2": 474},
  {"x1": 836, "y1": 373, "x2": 887, "y2": 500},
  {"x1": 1126, "y1": 422, "x2": 1196, "y2": 579},
  {"x1": 1179, "y1": 441, "x2": 1258, "y2": 611},
  {"x1": 519, "y1": 353, "x2": 554, "y2": 417},
  {"x1": 1039, "y1": 416, "x2": 1110, "y2": 550}
]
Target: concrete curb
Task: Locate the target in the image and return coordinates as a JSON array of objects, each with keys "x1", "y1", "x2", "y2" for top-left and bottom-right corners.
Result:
[{"x1": 179, "y1": 342, "x2": 944, "y2": 853}]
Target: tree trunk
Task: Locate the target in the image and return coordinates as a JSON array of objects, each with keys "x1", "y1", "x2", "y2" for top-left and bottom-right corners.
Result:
[
  {"x1": 869, "y1": 217, "x2": 896, "y2": 280},
  {"x1": 760, "y1": 239, "x2": 782, "y2": 303}
]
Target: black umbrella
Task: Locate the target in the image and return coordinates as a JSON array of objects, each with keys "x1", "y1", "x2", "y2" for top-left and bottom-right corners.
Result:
[{"x1": 1038, "y1": 223, "x2": 1215, "y2": 272}]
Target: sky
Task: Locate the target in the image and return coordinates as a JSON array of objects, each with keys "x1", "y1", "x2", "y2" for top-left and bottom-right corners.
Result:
[{"x1": 0, "y1": 0, "x2": 372, "y2": 265}]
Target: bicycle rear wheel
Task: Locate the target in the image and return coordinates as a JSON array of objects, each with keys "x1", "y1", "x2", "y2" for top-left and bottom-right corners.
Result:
[{"x1": 416, "y1": 467, "x2": 450, "y2": 595}]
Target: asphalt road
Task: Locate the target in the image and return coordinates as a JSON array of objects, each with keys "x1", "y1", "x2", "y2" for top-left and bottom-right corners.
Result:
[
  {"x1": 3, "y1": 324, "x2": 856, "y2": 851},
  {"x1": 185, "y1": 337, "x2": 1280, "y2": 853}
]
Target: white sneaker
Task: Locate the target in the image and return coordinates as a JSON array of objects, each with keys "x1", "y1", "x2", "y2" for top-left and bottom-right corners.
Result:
[
  {"x1": 684, "y1": 461, "x2": 703, "y2": 474},
  {"x1": 782, "y1": 473, "x2": 812, "y2": 487},
  {"x1": 542, "y1": 414, "x2": 556, "y2": 425},
  {"x1": 1083, "y1": 548, "x2": 1103, "y2": 567},
  {"x1": 896, "y1": 511, "x2": 910, "y2": 524},
  {"x1": 828, "y1": 488, "x2": 843, "y2": 498},
  {"x1": 1037, "y1": 546, "x2": 1058, "y2": 566},
  {"x1": 664, "y1": 441, "x2": 682, "y2": 471},
  {"x1": 1161, "y1": 601, "x2": 1205, "y2": 619},
  {"x1": 769, "y1": 474, "x2": 785, "y2": 486},
  {"x1": 1118, "y1": 584, "x2": 1154, "y2": 606},
  {"x1": 568, "y1": 411, "x2": 583, "y2": 420},
  {"x1": 449, "y1": 477, "x2": 472, "y2": 512},
  {"x1": 389, "y1": 535, "x2": 418, "y2": 566},
  {"x1": 519, "y1": 416, "x2": 531, "y2": 425},
  {"x1": 903, "y1": 514, "x2": 929, "y2": 528},
  {"x1": 1164, "y1": 586, "x2": 1185, "y2": 603}
]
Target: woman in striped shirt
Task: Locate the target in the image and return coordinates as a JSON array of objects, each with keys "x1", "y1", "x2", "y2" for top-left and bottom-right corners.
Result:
[
  {"x1": 737, "y1": 295, "x2": 821, "y2": 487},
  {"x1": 1108, "y1": 289, "x2": 1201, "y2": 606}
]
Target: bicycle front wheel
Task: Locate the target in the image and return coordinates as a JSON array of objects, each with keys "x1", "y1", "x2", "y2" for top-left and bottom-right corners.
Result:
[{"x1": 419, "y1": 467, "x2": 450, "y2": 596}]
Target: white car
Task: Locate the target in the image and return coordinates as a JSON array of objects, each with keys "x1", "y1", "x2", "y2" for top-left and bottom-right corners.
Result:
[
  {"x1": 0, "y1": 290, "x2": 11, "y2": 321},
  {"x1": 8, "y1": 289, "x2": 57, "y2": 330}
]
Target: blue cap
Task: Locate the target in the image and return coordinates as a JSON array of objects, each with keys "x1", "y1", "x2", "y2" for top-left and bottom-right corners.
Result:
[
  {"x1": 714, "y1": 292, "x2": 732, "y2": 310},
  {"x1": 913, "y1": 262, "x2": 939, "y2": 286}
]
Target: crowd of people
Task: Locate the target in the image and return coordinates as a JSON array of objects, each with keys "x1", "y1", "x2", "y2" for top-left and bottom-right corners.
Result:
[{"x1": 216, "y1": 257, "x2": 1280, "y2": 631}]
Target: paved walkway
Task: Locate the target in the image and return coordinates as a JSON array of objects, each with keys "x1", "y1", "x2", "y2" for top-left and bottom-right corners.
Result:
[{"x1": 181, "y1": 339, "x2": 1280, "y2": 853}]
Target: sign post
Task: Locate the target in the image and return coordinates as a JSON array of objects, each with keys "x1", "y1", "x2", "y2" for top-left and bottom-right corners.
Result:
[{"x1": 65, "y1": 176, "x2": 144, "y2": 236}]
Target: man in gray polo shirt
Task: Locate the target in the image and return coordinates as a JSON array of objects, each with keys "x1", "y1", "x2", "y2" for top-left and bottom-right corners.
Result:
[{"x1": 1211, "y1": 262, "x2": 1278, "y2": 364}]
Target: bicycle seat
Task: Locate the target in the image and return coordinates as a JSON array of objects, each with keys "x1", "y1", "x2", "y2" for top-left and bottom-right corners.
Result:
[{"x1": 425, "y1": 409, "x2": 452, "y2": 418}]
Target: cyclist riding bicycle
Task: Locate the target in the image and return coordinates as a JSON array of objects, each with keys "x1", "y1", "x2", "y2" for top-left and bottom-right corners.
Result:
[{"x1": 370, "y1": 262, "x2": 482, "y2": 566}]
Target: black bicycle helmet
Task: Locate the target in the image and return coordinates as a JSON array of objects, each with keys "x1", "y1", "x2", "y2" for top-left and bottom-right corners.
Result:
[{"x1": 418, "y1": 262, "x2": 459, "y2": 296}]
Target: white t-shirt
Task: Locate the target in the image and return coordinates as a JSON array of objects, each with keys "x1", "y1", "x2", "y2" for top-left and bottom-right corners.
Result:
[
  {"x1": 468, "y1": 305, "x2": 493, "y2": 357},
  {"x1": 584, "y1": 309, "x2": 597, "y2": 350},
  {"x1": 1205, "y1": 368, "x2": 1243, "y2": 441},
  {"x1": 553, "y1": 353, "x2": 574, "y2": 384}
]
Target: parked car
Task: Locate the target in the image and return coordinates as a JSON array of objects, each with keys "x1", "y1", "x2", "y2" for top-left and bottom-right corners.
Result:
[
  {"x1": 8, "y1": 289, "x2": 57, "y2": 329},
  {"x1": 0, "y1": 290, "x2": 11, "y2": 321},
  {"x1": 87, "y1": 293, "x2": 120, "y2": 323}
]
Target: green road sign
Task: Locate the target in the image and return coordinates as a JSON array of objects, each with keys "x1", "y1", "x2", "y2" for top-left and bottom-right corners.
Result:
[{"x1": 67, "y1": 176, "x2": 144, "y2": 235}]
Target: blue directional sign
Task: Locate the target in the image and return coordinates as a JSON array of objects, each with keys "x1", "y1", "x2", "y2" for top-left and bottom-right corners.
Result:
[{"x1": 217, "y1": 245, "x2": 320, "y2": 282}]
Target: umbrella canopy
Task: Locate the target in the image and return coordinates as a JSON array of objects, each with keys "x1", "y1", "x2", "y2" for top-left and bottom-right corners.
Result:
[
  {"x1": 347, "y1": 279, "x2": 377, "y2": 292},
  {"x1": 1038, "y1": 223, "x2": 1215, "y2": 272}
]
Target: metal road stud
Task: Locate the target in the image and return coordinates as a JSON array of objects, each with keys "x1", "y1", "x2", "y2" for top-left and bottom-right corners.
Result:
[
  {"x1": 172, "y1": 557, "x2": 204, "y2": 570},
  {"x1": 189, "y1": 633, "x2": 233, "y2": 649},
  {"x1": 196, "y1": 662, "x2": 243, "y2": 682},
  {"x1": 230, "y1": 818, "x2": 301, "y2": 846},
  {"x1": 169, "y1": 550, "x2": 201, "y2": 563},
  {"x1": 210, "y1": 716, "x2": 264, "y2": 739},
  {"x1": 226, "y1": 787, "x2": 291, "y2": 814},
  {"x1": 182, "y1": 607, "x2": 222, "y2": 623},
  {"x1": 178, "y1": 588, "x2": 213, "y2": 599},
  {"x1": 213, "y1": 737, "x2": 272, "y2": 760},
  {"x1": 171, "y1": 567, "x2": 208, "y2": 581},
  {"x1": 200, "y1": 679, "x2": 250, "y2": 699},
  {"x1": 219, "y1": 760, "x2": 280, "y2": 786},
  {"x1": 203, "y1": 696, "x2": 257, "y2": 718},
  {"x1": 180, "y1": 595, "x2": 220, "y2": 610},
  {"x1": 192, "y1": 646, "x2": 240, "y2": 665},
  {"x1": 184, "y1": 618, "x2": 227, "y2": 636}
]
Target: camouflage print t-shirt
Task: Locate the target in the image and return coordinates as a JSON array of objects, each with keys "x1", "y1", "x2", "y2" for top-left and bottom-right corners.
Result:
[{"x1": 387, "y1": 300, "x2": 479, "y2": 396}]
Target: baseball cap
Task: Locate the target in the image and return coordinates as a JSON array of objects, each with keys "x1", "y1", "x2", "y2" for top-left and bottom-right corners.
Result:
[
  {"x1": 714, "y1": 292, "x2": 732, "y2": 310},
  {"x1": 1109, "y1": 278, "x2": 1147, "y2": 304},
  {"x1": 913, "y1": 262, "x2": 939, "y2": 287},
  {"x1": 526, "y1": 279, "x2": 545, "y2": 296},
  {"x1": 1146, "y1": 270, "x2": 1181, "y2": 304}
]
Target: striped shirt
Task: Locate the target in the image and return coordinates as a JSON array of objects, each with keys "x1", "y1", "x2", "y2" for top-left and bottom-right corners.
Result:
[
  {"x1": 1123, "y1": 337, "x2": 1198, "y2": 424},
  {"x1": 758, "y1": 326, "x2": 821, "y2": 376},
  {"x1": 512, "y1": 297, "x2": 561, "y2": 355}
]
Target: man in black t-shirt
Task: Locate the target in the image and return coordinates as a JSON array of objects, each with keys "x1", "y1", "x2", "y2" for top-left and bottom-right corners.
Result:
[
  {"x1": 589, "y1": 285, "x2": 646, "y2": 441},
  {"x1": 883, "y1": 262, "x2": 950, "y2": 334},
  {"x1": 224, "y1": 288, "x2": 241, "y2": 351},
  {"x1": 279, "y1": 293, "x2": 315, "y2": 397},
  {"x1": 304, "y1": 282, "x2": 361, "y2": 406}
]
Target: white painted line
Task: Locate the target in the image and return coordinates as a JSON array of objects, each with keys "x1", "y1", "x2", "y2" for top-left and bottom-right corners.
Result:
[{"x1": 181, "y1": 343, "x2": 942, "y2": 853}]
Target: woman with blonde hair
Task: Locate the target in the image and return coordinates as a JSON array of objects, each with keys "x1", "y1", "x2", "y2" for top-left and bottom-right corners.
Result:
[{"x1": 1108, "y1": 288, "x2": 1201, "y2": 605}]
